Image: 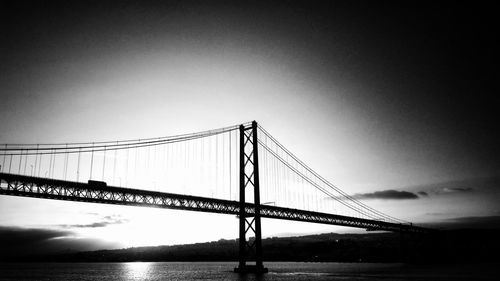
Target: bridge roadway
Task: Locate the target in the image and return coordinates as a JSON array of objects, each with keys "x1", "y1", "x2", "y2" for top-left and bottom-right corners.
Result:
[{"x1": 0, "y1": 173, "x2": 429, "y2": 233}]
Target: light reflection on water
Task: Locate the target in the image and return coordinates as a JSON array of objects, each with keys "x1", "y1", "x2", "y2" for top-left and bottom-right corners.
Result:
[
  {"x1": 0, "y1": 262, "x2": 499, "y2": 281},
  {"x1": 122, "y1": 262, "x2": 153, "y2": 280}
]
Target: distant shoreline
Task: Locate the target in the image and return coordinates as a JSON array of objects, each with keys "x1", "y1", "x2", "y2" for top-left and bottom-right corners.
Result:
[{"x1": 2, "y1": 230, "x2": 499, "y2": 264}]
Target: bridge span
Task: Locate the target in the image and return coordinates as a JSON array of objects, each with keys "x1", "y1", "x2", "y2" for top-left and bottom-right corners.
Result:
[
  {"x1": 0, "y1": 121, "x2": 432, "y2": 273},
  {"x1": 0, "y1": 172, "x2": 429, "y2": 234}
]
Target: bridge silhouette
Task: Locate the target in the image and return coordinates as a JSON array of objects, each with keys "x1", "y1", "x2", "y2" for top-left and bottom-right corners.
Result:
[{"x1": 0, "y1": 121, "x2": 429, "y2": 273}]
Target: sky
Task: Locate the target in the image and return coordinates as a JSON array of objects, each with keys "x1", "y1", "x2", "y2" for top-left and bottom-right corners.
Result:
[{"x1": 0, "y1": 0, "x2": 499, "y2": 256}]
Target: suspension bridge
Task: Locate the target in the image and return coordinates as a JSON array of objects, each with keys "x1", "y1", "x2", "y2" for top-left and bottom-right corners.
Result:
[{"x1": 0, "y1": 121, "x2": 430, "y2": 273}]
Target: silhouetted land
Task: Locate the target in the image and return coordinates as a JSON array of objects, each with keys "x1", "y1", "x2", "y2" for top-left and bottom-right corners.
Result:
[{"x1": 2, "y1": 229, "x2": 499, "y2": 263}]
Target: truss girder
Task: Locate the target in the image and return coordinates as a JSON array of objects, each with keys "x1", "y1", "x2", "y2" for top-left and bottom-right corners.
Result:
[
  {"x1": 0, "y1": 173, "x2": 240, "y2": 216},
  {"x1": 0, "y1": 173, "x2": 428, "y2": 234}
]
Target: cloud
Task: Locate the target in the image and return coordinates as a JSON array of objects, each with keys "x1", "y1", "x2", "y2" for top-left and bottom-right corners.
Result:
[
  {"x1": 0, "y1": 226, "x2": 121, "y2": 259},
  {"x1": 400, "y1": 176, "x2": 500, "y2": 196},
  {"x1": 59, "y1": 222, "x2": 116, "y2": 228},
  {"x1": 417, "y1": 191, "x2": 429, "y2": 197},
  {"x1": 352, "y1": 190, "x2": 419, "y2": 200},
  {"x1": 448, "y1": 216, "x2": 500, "y2": 223},
  {"x1": 441, "y1": 187, "x2": 473, "y2": 193},
  {"x1": 58, "y1": 214, "x2": 129, "y2": 229},
  {"x1": 0, "y1": 226, "x2": 72, "y2": 244}
]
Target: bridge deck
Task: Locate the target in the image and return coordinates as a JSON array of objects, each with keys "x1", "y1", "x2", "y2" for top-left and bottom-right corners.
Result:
[{"x1": 0, "y1": 173, "x2": 429, "y2": 233}]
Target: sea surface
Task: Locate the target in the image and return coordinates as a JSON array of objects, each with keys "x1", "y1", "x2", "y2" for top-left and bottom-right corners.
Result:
[{"x1": 1, "y1": 262, "x2": 499, "y2": 281}]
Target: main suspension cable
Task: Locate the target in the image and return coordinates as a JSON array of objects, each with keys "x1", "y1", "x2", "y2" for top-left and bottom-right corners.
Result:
[{"x1": 257, "y1": 124, "x2": 408, "y2": 224}]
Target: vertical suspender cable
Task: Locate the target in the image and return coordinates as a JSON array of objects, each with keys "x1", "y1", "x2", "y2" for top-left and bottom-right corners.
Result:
[
  {"x1": 262, "y1": 133, "x2": 267, "y2": 203},
  {"x1": 200, "y1": 137, "x2": 204, "y2": 196},
  {"x1": 185, "y1": 140, "x2": 189, "y2": 192},
  {"x1": 294, "y1": 160, "x2": 299, "y2": 209},
  {"x1": 196, "y1": 138, "x2": 200, "y2": 193},
  {"x1": 314, "y1": 182, "x2": 318, "y2": 212},
  {"x1": 275, "y1": 150, "x2": 279, "y2": 205},
  {"x1": 102, "y1": 145, "x2": 106, "y2": 181},
  {"x1": 125, "y1": 144, "x2": 129, "y2": 187},
  {"x1": 134, "y1": 142, "x2": 138, "y2": 183},
  {"x1": 1, "y1": 144, "x2": 6, "y2": 172},
  {"x1": 77, "y1": 148, "x2": 81, "y2": 182},
  {"x1": 208, "y1": 136, "x2": 212, "y2": 197},
  {"x1": 23, "y1": 149, "x2": 28, "y2": 175},
  {"x1": 222, "y1": 133, "x2": 225, "y2": 199},
  {"x1": 265, "y1": 136, "x2": 270, "y2": 203},
  {"x1": 18, "y1": 149, "x2": 23, "y2": 174},
  {"x1": 52, "y1": 149, "x2": 56, "y2": 178},
  {"x1": 113, "y1": 141, "x2": 118, "y2": 185},
  {"x1": 8, "y1": 151, "x2": 12, "y2": 173},
  {"x1": 48, "y1": 150, "x2": 53, "y2": 178},
  {"x1": 272, "y1": 145, "x2": 277, "y2": 205},
  {"x1": 90, "y1": 142, "x2": 95, "y2": 180},
  {"x1": 34, "y1": 144, "x2": 39, "y2": 176},
  {"x1": 302, "y1": 168, "x2": 306, "y2": 210},
  {"x1": 64, "y1": 144, "x2": 68, "y2": 180},
  {"x1": 286, "y1": 154, "x2": 291, "y2": 207},
  {"x1": 215, "y1": 135, "x2": 218, "y2": 198},
  {"x1": 163, "y1": 141, "x2": 167, "y2": 190},
  {"x1": 165, "y1": 142, "x2": 169, "y2": 188},
  {"x1": 37, "y1": 149, "x2": 41, "y2": 177},
  {"x1": 47, "y1": 151, "x2": 51, "y2": 177},
  {"x1": 229, "y1": 130, "x2": 232, "y2": 200}
]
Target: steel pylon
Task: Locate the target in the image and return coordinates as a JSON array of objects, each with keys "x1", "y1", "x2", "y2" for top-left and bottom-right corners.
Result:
[{"x1": 234, "y1": 121, "x2": 268, "y2": 274}]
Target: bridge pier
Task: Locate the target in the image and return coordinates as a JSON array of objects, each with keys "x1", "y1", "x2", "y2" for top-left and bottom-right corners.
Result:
[{"x1": 234, "y1": 121, "x2": 268, "y2": 274}]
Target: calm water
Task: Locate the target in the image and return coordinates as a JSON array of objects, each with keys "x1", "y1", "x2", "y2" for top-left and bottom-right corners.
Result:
[{"x1": 1, "y1": 262, "x2": 499, "y2": 281}]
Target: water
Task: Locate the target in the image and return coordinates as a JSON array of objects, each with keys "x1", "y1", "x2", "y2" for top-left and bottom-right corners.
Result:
[{"x1": 0, "y1": 262, "x2": 498, "y2": 280}]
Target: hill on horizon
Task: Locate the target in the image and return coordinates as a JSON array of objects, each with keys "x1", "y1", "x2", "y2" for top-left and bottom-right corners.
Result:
[{"x1": 3, "y1": 229, "x2": 500, "y2": 264}]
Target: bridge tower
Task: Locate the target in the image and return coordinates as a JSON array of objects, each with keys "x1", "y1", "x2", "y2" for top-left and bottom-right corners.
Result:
[{"x1": 234, "y1": 121, "x2": 268, "y2": 274}]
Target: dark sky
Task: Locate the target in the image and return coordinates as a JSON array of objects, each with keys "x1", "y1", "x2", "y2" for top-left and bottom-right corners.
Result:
[
  {"x1": 2, "y1": 0, "x2": 498, "y2": 174},
  {"x1": 1, "y1": 0, "x2": 499, "y2": 254}
]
